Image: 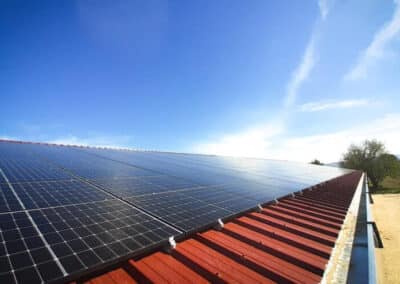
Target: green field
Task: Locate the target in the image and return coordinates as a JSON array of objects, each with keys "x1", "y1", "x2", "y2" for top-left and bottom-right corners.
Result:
[{"x1": 374, "y1": 176, "x2": 400, "y2": 194}]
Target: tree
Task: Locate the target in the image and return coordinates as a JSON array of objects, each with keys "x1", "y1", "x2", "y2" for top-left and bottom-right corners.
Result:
[
  {"x1": 341, "y1": 139, "x2": 400, "y2": 189},
  {"x1": 310, "y1": 159, "x2": 323, "y2": 165}
]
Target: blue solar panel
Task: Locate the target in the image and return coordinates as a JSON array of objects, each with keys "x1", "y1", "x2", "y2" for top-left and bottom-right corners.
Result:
[
  {"x1": 0, "y1": 140, "x2": 353, "y2": 283},
  {"x1": 0, "y1": 160, "x2": 71, "y2": 183},
  {"x1": 90, "y1": 175, "x2": 201, "y2": 197},
  {"x1": 11, "y1": 180, "x2": 112, "y2": 210},
  {"x1": 0, "y1": 199, "x2": 180, "y2": 283}
]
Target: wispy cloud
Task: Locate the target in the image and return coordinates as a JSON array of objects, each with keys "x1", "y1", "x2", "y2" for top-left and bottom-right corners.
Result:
[
  {"x1": 284, "y1": 38, "x2": 316, "y2": 109},
  {"x1": 193, "y1": 6, "x2": 330, "y2": 159},
  {"x1": 193, "y1": 36, "x2": 318, "y2": 158},
  {"x1": 299, "y1": 99, "x2": 371, "y2": 112},
  {"x1": 344, "y1": 0, "x2": 400, "y2": 80},
  {"x1": 318, "y1": 0, "x2": 329, "y2": 20}
]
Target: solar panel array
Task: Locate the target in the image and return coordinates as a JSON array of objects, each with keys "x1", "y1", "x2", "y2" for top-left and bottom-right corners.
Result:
[{"x1": 0, "y1": 141, "x2": 352, "y2": 283}]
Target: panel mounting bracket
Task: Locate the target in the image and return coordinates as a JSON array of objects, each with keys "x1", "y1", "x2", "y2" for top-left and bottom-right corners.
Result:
[
  {"x1": 214, "y1": 218, "x2": 224, "y2": 230},
  {"x1": 163, "y1": 236, "x2": 177, "y2": 254},
  {"x1": 169, "y1": 236, "x2": 177, "y2": 249}
]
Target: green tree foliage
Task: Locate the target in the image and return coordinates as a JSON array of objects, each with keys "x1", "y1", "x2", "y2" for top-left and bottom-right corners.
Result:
[
  {"x1": 341, "y1": 140, "x2": 400, "y2": 189},
  {"x1": 310, "y1": 159, "x2": 323, "y2": 165}
]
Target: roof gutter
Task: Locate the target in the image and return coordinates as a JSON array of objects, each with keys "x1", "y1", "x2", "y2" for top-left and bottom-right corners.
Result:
[
  {"x1": 323, "y1": 172, "x2": 381, "y2": 284},
  {"x1": 321, "y1": 172, "x2": 364, "y2": 283},
  {"x1": 365, "y1": 176, "x2": 383, "y2": 284}
]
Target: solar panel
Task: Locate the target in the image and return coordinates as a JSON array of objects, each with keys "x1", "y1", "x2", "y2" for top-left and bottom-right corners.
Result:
[
  {"x1": 181, "y1": 185, "x2": 262, "y2": 212},
  {"x1": 0, "y1": 195, "x2": 180, "y2": 283},
  {"x1": 0, "y1": 143, "x2": 181, "y2": 283},
  {"x1": 90, "y1": 175, "x2": 202, "y2": 197},
  {"x1": 0, "y1": 211, "x2": 64, "y2": 283},
  {"x1": 11, "y1": 180, "x2": 112, "y2": 210},
  {"x1": 120, "y1": 183, "x2": 280, "y2": 232},
  {"x1": 0, "y1": 183, "x2": 23, "y2": 213},
  {"x1": 29, "y1": 200, "x2": 178, "y2": 276},
  {"x1": 127, "y1": 192, "x2": 232, "y2": 232},
  {"x1": 87, "y1": 179, "x2": 265, "y2": 232},
  {"x1": 0, "y1": 160, "x2": 71, "y2": 183},
  {"x1": 30, "y1": 145, "x2": 157, "y2": 179},
  {"x1": 0, "y1": 140, "x2": 353, "y2": 283}
]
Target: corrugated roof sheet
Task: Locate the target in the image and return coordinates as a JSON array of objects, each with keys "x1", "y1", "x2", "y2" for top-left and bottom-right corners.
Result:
[{"x1": 77, "y1": 171, "x2": 362, "y2": 284}]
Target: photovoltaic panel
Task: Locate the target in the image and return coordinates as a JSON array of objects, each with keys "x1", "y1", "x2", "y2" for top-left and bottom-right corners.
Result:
[
  {"x1": 82, "y1": 148, "x2": 230, "y2": 186},
  {"x1": 29, "y1": 145, "x2": 157, "y2": 179},
  {"x1": 11, "y1": 180, "x2": 112, "y2": 210},
  {"x1": 127, "y1": 192, "x2": 232, "y2": 232},
  {"x1": 181, "y1": 185, "x2": 262, "y2": 212},
  {"x1": 28, "y1": 199, "x2": 179, "y2": 279},
  {"x1": 0, "y1": 160, "x2": 71, "y2": 183},
  {"x1": 122, "y1": 184, "x2": 267, "y2": 232},
  {"x1": 0, "y1": 211, "x2": 64, "y2": 283},
  {"x1": 60, "y1": 159, "x2": 155, "y2": 179},
  {"x1": 0, "y1": 198, "x2": 180, "y2": 284},
  {"x1": 90, "y1": 175, "x2": 202, "y2": 197},
  {"x1": 83, "y1": 147, "x2": 346, "y2": 190},
  {"x1": 0, "y1": 140, "x2": 354, "y2": 283},
  {"x1": 0, "y1": 183, "x2": 23, "y2": 213},
  {"x1": 139, "y1": 175, "x2": 202, "y2": 190}
]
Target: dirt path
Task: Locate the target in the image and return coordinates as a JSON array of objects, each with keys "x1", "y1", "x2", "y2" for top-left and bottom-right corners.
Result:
[{"x1": 372, "y1": 194, "x2": 400, "y2": 284}]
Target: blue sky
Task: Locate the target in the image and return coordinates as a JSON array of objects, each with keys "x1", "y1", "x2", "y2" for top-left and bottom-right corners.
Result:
[{"x1": 1, "y1": 0, "x2": 400, "y2": 162}]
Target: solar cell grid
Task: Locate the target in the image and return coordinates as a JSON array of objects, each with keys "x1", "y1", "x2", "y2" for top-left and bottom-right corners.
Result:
[
  {"x1": 222, "y1": 182, "x2": 282, "y2": 202},
  {"x1": 90, "y1": 177, "x2": 162, "y2": 197},
  {"x1": 0, "y1": 212, "x2": 64, "y2": 283},
  {"x1": 0, "y1": 140, "x2": 354, "y2": 283},
  {"x1": 90, "y1": 175, "x2": 202, "y2": 197},
  {"x1": 182, "y1": 186, "x2": 258, "y2": 212},
  {"x1": 128, "y1": 192, "x2": 232, "y2": 231},
  {"x1": 0, "y1": 160, "x2": 71, "y2": 183},
  {"x1": 28, "y1": 199, "x2": 179, "y2": 278},
  {"x1": 0, "y1": 183, "x2": 23, "y2": 213},
  {"x1": 32, "y1": 146, "x2": 157, "y2": 179},
  {"x1": 11, "y1": 180, "x2": 112, "y2": 210},
  {"x1": 143, "y1": 175, "x2": 201, "y2": 190},
  {"x1": 63, "y1": 161, "x2": 155, "y2": 179}
]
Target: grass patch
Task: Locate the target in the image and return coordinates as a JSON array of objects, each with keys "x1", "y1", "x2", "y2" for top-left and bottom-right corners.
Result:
[{"x1": 374, "y1": 176, "x2": 400, "y2": 194}]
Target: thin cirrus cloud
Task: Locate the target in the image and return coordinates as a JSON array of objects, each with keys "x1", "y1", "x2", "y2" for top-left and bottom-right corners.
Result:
[
  {"x1": 285, "y1": 0, "x2": 334, "y2": 109},
  {"x1": 193, "y1": 33, "x2": 317, "y2": 158},
  {"x1": 192, "y1": 2, "x2": 328, "y2": 159},
  {"x1": 318, "y1": 0, "x2": 330, "y2": 20},
  {"x1": 284, "y1": 38, "x2": 316, "y2": 110},
  {"x1": 299, "y1": 99, "x2": 371, "y2": 112},
  {"x1": 344, "y1": 0, "x2": 400, "y2": 80}
]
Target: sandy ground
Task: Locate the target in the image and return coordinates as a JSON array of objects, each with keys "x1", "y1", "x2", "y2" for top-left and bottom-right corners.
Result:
[{"x1": 372, "y1": 194, "x2": 400, "y2": 284}]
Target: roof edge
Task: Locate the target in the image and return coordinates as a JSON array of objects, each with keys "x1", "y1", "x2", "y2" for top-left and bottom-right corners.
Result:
[{"x1": 321, "y1": 172, "x2": 364, "y2": 283}]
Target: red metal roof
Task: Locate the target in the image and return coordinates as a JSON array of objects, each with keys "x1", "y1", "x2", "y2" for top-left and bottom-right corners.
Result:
[{"x1": 78, "y1": 171, "x2": 362, "y2": 284}]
